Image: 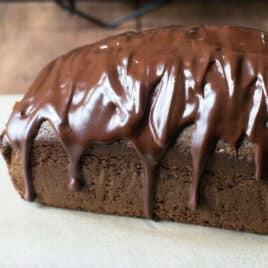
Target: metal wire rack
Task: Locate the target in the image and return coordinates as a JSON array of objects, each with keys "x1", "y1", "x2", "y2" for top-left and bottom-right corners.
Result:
[{"x1": 55, "y1": 0, "x2": 168, "y2": 28}]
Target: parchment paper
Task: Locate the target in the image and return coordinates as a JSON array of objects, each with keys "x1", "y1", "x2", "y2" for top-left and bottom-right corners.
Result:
[{"x1": 1, "y1": 95, "x2": 268, "y2": 268}]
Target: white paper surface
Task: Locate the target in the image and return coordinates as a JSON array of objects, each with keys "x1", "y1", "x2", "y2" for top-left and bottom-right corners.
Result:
[{"x1": 0, "y1": 95, "x2": 268, "y2": 268}]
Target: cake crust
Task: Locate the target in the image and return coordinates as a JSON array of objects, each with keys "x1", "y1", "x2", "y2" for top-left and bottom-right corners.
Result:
[{"x1": 1, "y1": 122, "x2": 268, "y2": 234}]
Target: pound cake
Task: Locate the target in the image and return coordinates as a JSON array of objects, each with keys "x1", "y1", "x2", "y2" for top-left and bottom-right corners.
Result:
[{"x1": 1, "y1": 25, "x2": 268, "y2": 234}]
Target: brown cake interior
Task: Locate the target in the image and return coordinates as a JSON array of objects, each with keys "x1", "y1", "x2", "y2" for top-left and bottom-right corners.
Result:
[{"x1": 1, "y1": 121, "x2": 268, "y2": 234}]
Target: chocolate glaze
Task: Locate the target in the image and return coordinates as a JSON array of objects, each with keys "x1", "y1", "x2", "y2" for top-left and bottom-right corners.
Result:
[{"x1": 3, "y1": 25, "x2": 268, "y2": 218}]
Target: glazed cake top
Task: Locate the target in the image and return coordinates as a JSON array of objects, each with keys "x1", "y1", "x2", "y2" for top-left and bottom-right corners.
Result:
[{"x1": 3, "y1": 25, "x2": 268, "y2": 217}]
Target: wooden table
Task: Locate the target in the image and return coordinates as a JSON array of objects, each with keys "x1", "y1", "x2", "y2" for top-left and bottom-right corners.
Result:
[{"x1": 1, "y1": 0, "x2": 268, "y2": 94}]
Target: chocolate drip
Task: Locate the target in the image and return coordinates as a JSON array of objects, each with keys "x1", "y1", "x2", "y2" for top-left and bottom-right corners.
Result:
[
  {"x1": 255, "y1": 144, "x2": 264, "y2": 181},
  {"x1": 141, "y1": 156, "x2": 157, "y2": 219},
  {"x1": 21, "y1": 118, "x2": 45, "y2": 201},
  {"x1": 4, "y1": 25, "x2": 268, "y2": 218},
  {"x1": 67, "y1": 146, "x2": 84, "y2": 192},
  {"x1": 21, "y1": 141, "x2": 34, "y2": 201}
]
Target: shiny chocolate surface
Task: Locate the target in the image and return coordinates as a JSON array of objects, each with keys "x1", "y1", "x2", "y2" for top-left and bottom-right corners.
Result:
[{"x1": 4, "y1": 25, "x2": 268, "y2": 218}]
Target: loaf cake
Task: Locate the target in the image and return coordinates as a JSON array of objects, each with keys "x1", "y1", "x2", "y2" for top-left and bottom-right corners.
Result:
[{"x1": 1, "y1": 25, "x2": 268, "y2": 234}]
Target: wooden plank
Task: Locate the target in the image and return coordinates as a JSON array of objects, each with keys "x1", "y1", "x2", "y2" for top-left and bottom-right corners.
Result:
[
  {"x1": 140, "y1": 0, "x2": 268, "y2": 30},
  {"x1": 0, "y1": 1, "x2": 137, "y2": 94},
  {"x1": 3, "y1": 0, "x2": 268, "y2": 94}
]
